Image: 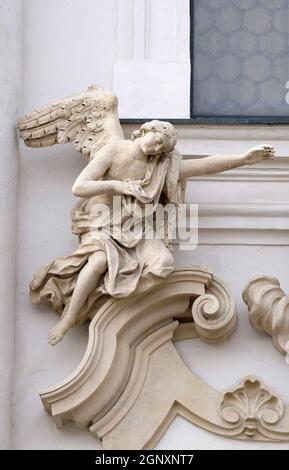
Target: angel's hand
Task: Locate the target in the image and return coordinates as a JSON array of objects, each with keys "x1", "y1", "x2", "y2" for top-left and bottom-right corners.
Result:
[
  {"x1": 113, "y1": 180, "x2": 144, "y2": 196},
  {"x1": 243, "y1": 145, "x2": 276, "y2": 165}
]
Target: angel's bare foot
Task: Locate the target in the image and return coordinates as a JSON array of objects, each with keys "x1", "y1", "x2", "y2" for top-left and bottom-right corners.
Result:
[{"x1": 48, "y1": 319, "x2": 74, "y2": 346}]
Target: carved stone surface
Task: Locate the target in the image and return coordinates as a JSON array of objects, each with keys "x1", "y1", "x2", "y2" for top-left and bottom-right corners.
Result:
[
  {"x1": 41, "y1": 266, "x2": 238, "y2": 449},
  {"x1": 243, "y1": 276, "x2": 289, "y2": 354},
  {"x1": 39, "y1": 266, "x2": 289, "y2": 449},
  {"x1": 18, "y1": 86, "x2": 280, "y2": 449},
  {"x1": 18, "y1": 85, "x2": 275, "y2": 347}
]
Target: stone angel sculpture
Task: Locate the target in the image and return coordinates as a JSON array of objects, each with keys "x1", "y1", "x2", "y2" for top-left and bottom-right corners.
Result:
[{"x1": 18, "y1": 85, "x2": 275, "y2": 345}]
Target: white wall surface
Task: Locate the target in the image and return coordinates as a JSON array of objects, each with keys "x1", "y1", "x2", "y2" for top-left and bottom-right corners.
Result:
[
  {"x1": 113, "y1": 0, "x2": 190, "y2": 117},
  {"x1": 5, "y1": 0, "x2": 289, "y2": 450},
  {"x1": 0, "y1": 0, "x2": 22, "y2": 450}
]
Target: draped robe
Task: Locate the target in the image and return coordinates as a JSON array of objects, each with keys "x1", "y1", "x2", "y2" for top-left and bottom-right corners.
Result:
[{"x1": 30, "y1": 151, "x2": 186, "y2": 322}]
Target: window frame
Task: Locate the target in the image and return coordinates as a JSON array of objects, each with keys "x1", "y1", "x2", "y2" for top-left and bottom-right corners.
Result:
[{"x1": 121, "y1": 0, "x2": 289, "y2": 125}]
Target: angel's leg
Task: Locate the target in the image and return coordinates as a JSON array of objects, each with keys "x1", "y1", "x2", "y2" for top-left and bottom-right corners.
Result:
[{"x1": 48, "y1": 251, "x2": 107, "y2": 345}]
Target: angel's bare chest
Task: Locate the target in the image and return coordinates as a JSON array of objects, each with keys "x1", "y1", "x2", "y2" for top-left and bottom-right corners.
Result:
[{"x1": 105, "y1": 153, "x2": 148, "y2": 181}]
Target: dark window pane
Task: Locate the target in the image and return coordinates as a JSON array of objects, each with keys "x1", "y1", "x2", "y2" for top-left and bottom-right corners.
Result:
[{"x1": 193, "y1": 0, "x2": 289, "y2": 116}]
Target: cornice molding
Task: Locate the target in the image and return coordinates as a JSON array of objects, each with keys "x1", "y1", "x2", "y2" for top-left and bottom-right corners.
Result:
[
  {"x1": 123, "y1": 123, "x2": 289, "y2": 142},
  {"x1": 175, "y1": 202, "x2": 289, "y2": 246},
  {"x1": 189, "y1": 167, "x2": 289, "y2": 182}
]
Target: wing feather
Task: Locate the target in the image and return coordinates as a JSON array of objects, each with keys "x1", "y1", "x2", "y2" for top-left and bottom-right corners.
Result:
[{"x1": 18, "y1": 85, "x2": 124, "y2": 158}]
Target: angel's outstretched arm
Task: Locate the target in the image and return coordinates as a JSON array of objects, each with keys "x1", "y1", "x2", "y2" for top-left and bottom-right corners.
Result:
[{"x1": 180, "y1": 145, "x2": 275, "y2": 179}]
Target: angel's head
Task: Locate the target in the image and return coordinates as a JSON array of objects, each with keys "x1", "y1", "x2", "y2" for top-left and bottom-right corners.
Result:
[{"x1": 131, "y1": 120, "x2": 177, "y2": 157}]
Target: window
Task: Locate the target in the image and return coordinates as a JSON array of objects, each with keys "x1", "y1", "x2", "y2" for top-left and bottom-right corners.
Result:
[{"x1": 190, "y1": 0, "x2": 289, "y2": 123}]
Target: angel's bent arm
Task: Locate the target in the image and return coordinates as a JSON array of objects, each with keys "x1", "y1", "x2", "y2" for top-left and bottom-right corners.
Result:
[{"x1": 72, "y1": 146, "x2": 118, "y2": 197}]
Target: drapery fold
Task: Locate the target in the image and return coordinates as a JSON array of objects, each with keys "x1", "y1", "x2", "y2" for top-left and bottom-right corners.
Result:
[{"x1": 30, "y1": 151, "x2": 185, "y2": 322}]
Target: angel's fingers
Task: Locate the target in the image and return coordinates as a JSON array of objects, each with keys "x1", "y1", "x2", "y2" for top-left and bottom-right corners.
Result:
[
  {"x1": 134, "y1": 179, "x2": 143, "y2": 186},
  {"x1": 264, "y1": 152, "x2": 276, "y2": 159},
  {"x1": 262, "y1": 145, "x2": 274, "y2": 149},
  {"x1": 135, "y1": 185, "x2": 145, "y2": 193},
  {"x1": 125, "y1": 189, "x2": 135, "y2": 196},
  {"x1": 126, "y1": 179, "x2": 142, "y2": 186},
  {"x1": 125, "y1": 183, "x2": 135, "y2": 194}
]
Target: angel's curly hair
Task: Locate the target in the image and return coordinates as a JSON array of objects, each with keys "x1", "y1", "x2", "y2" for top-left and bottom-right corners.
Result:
[{"x1": 131, "y1": 120, "x2": 177, "y2": 154}]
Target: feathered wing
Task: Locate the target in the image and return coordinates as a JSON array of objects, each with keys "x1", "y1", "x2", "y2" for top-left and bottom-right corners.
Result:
[{"x1": 18, "y1": 85, "x2": 124, "y2": 159}]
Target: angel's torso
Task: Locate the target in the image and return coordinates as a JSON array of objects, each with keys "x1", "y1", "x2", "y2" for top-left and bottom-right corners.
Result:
[
  {"x1": 85, "y1": 140, "x2": 154, "y2": 211},
  {"x1": 105, "y1": 140, "x2": 149, "y2": 180}
]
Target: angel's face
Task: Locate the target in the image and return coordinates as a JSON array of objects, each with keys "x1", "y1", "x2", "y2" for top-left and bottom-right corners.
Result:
[{"x1": 140, "y1": 131, "x2": 166, "y2": 156}]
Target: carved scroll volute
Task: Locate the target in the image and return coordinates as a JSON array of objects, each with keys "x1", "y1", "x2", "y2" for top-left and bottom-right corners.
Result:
[
  {"x1": 242, "y1": 276, "x2": 289, "y2": 354},
  {"x1": 192, "y1": 276, "x2": 237, "y2": 343},
  {"x1": 219, "y1": 376, "x2": 284, "y2": 438}
]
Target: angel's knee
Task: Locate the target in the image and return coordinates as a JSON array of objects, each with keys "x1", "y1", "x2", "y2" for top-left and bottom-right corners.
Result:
[{"x1": 88, "y1": 251, "x2": 107, "y2": 276}]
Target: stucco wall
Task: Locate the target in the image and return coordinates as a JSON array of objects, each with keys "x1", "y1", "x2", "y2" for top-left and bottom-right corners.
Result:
[
  {"x1": 0, "y1": 0, "x2": 22, "y2": 450},
  {"x1": 4, "y1": 0, "x2": 289, "y2": 449}
]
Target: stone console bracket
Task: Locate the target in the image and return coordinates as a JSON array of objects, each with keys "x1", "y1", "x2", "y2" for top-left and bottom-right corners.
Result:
[{"x1": 40, "y1": 267, "x2": 289, "y2": 449}]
